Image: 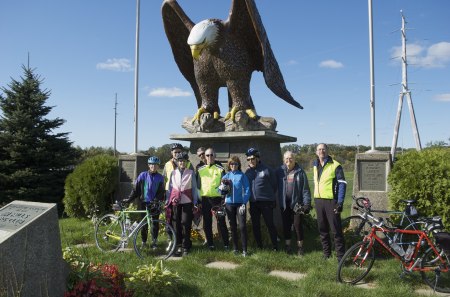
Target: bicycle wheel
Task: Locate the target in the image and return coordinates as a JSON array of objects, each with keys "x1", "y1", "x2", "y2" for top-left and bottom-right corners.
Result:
[
  {"x1": 337, "y1": 241, "x2": 375, "y2": 284},
  {"x1": 420, "y1": 248, "x2": 450, "y2": 293},
  {"x1": 134, "y1": 220, "x2": 176, "y2": 260},
  {"x1": 342, "y1": 216, "x2": 371, "y2": 247},
  {"x1": 398, "y1": 221, "x2": 427, "y2": 252},
  {"x1": 95, "y1": 214, "x2": 124, "y2": 252}
]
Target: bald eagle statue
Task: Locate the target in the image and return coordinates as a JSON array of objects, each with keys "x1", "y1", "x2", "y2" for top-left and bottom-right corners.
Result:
[{"x1": 162, "y1": 0, "x2": 303, "y2": 130}]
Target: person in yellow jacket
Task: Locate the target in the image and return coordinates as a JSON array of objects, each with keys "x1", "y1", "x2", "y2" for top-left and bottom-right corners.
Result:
[
  {"x1": 313, "y1": 143, "x2": 347, "y2": 262},
  {"x1": 197, "y1": 147, "x2": 229, "y2": 250}
]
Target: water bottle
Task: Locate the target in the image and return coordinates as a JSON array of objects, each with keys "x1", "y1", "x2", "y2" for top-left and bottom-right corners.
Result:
[
  {"x1": 125, "y1": 217, "x2": 131, "y2": 231},
  {"x1": 129, "y1": 221, "x2": 138, "y2": 232},
  {"x1": 404, "y1": 244, "x2": 415, "y2": 261},
  {"x1": 389, "y1": 239, "x2": 405, "y2": 257}
]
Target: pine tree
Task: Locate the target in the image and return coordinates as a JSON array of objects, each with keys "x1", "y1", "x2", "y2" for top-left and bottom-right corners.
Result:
[{"x1": 0, "y1": 66, "x2": 79, "y2": 208}]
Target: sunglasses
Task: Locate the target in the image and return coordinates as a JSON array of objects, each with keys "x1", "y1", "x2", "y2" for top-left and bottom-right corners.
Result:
[
  {"x1": 247, "y1": 157, "x2": 256, "y2": 161},
  {"x1": 205, "y1": 154, "x2": 214, "y2": 157},
  {"x1": 230, "y1": 162, "x2": 239, "y2": 166},
  {"x1": 198, "y1": 153, "x2": 205, "y2": 157}
]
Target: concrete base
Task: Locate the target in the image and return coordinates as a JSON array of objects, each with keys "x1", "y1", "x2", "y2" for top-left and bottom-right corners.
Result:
[{"x1": 352, "y1": 151, "x2": 393, "y2": 215}]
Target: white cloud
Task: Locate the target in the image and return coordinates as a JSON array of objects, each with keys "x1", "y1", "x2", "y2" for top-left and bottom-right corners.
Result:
[
  {"x1": 148, "y1": 87, "x2": 191, "y2": 97},
  {"x1": 287, "y1": 60, "x2": 298, "y2": 65},
  {"x1": 390, "y1": 41, "x2": 450, "y2": 68},
  {"x1": 96, "y1": 58, "x2": 132, "y2": 72},
  {"x1": 434, "y1": 93, "x2": 450, "y2": 102},
  {"x1": 319, "y1": 59, "x2": 344, "y2": 69}
]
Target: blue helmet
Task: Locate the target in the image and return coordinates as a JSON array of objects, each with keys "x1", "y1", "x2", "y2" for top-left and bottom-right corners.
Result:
[
  {"x1": 148, "y1": 156, "x2": 161, "y2": 165},
  {"x1": 245, "y1": 148, "x2": 260, "y2": 157}
]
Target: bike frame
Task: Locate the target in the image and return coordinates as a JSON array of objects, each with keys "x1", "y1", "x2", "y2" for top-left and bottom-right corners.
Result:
[
  {"x1": 109, "y1": 208, "x2": 158, "y2": 242},
  {"x1": 360, "y1": 226, "x2": 448, "y2": 273}
]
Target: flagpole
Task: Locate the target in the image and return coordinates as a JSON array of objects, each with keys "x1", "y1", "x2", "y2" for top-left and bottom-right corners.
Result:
[{"x1": 133, "y1": 0, "x2": 140, "y2": 154}]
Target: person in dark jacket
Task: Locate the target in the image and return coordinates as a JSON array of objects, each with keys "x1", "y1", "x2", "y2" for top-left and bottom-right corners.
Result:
[
  {"x1": 122, "y1": 156, "x2": 165, "y2": 248},
  {"x1": 276, "y1": 151, "x2": 312, "y2": 256},
  {"x1": 244, "y1": 148, "x2": 278, "y2": 251}
]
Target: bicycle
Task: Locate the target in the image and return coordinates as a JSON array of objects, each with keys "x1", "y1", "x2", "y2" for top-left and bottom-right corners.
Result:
[
  {"x1": 342, "y1": 196, "x2": 442, "y2": 249},
  {"x1": 95, "y1": 200, "x2": 176, "y2": 259},
  {"x1": 337, "y1": 215, "x2": 450, "y2": 293}
]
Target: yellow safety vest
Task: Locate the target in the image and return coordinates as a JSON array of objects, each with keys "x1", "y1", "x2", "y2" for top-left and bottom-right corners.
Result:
[
  {"x1": 198, "y1": 164, "x2": 223, "y2": 197},
  {"x1": 313, "y1": 160, "x2": 341, "y2": 199}
]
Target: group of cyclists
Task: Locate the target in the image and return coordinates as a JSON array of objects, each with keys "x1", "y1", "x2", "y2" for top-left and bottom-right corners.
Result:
[{"x1": 123, "y1": 142, "x2": 347, "y2": 261}]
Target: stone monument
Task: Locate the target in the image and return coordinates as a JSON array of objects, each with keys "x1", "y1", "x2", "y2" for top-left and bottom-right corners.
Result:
[
  {"x1": 0, "y1": 201, "x2": 67, "y2": 297},
  {"x1": 352, "y1": 151, "x2": 393, "y2": 214},
  {"x1": 115, "y1": 154, "x2": 149, "y2": 202}
]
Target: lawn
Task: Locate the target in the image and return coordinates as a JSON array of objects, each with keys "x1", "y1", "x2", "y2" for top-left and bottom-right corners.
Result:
[{"x1": 59, "y1": 175, "x2": 433, "y2": 297}]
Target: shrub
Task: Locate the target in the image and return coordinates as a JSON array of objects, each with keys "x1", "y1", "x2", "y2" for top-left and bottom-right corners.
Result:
[
  {"x1": 64, "y1": 154, "x2": 118, "y2": 218},
  {"x1": 388, "y1": 148, "x2": 450, "y2": 227},
  {"x1": 126, "y1": 261, "x2": 181, "y2": 297}
]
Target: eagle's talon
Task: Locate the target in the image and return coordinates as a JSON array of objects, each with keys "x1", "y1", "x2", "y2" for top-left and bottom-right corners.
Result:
[
  {"x1": 245, "y1": 109, "x2": 257, "y2": 119},
  {"x1": 213, "y1": 111, "x2": 220, "y2": 120},
  {"x1": 191, "y1": 107, "x2": 207, "y2": 123},
  {"x1": 224, "y1": 107, "x2": 239, "y2": 122}
]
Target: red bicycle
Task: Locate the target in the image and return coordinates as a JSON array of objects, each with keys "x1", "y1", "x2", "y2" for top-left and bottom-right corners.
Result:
[{"x1": 337, "y1": 216, "x2": 450, "y2": 293}]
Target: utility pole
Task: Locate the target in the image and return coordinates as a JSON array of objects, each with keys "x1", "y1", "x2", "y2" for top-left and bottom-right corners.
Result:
[
  {"x1": 391, "y1": 11, "x2": 422, "y2": 161},
  {"x1": 114, "y1": 93, "x2": 118, "y2": 156}
]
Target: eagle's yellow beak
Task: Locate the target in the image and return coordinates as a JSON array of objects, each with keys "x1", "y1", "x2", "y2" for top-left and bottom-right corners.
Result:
[{"x1": 190, "y1": 43, "x2": 205, "y2": 60}]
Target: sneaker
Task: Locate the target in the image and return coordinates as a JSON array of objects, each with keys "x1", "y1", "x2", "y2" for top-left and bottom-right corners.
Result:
[
  {"x1": 174, "y1": 247, "x2": 182, "y2": 257},
  {"x1": 224, "y1": 245, "x2": 229, "y2": 251},
  {"x1": 272, "y1": 247, "x2": 278, "y2": 252},
  {"x1": 208, "y1": 245, "x2": 215, "y2": 251},
  {"x1": 323, "y1": 255, "x2": 331, "y2": 260},
  {"x1": 242, "y1": 251, "x2": 248, "y2": 257},
  {"x1": 297, "y1": 247, "x2": 304, "y2": 256},
  {"x1": 233, "y1": 249, "x2": 239, "y2": 255},
  {"x1": 182, "y1": 248, "x2": 189, "y2": 256},
  {"x1": 285, "y1": 245, "x2": 292, "y2": 254},
  {"x1": 150, "y1": 239, "x2": 157, "y2": 250}
]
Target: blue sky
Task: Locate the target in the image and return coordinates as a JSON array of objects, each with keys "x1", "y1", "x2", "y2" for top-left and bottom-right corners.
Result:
[{"x1": 1, "y1": 0, "x2": 449, "y2": 153}]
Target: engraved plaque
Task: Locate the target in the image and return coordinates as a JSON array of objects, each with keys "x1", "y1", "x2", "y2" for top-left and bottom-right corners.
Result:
[
  {"x1": 359, "y1": 161, "x2": 386, "y2": 191},
  {"x1": 214, "y1": 142, "x2": 230, "y2": 159},
  {"x1": 120, "y1": 160, "x2": 135, "y2": 182},
  {"x1": 0, "y1": 204, "x2": 47, "y2": 231}
]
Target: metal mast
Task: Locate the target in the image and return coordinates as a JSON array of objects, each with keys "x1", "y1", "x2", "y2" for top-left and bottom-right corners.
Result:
[
  {"x1": 390, "y1": 11, "x2": 422, "y2": 161},
  {"x1": 368, "y1": 0, "x2": 376, "y2": 151},
  {"x1": 114, "y1": 93, "x2": 118, "y2": 156},
  {"x1": 133, "y1": 0, "x2": 141, "y2": 154}
]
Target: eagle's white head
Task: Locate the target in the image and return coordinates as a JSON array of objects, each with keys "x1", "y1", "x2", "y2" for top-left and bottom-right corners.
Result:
[{"x1": 187, "y1": 19, "x2": 219, "y2": 60}]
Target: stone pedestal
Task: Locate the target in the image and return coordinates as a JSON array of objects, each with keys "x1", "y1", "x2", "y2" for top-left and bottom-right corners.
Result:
[
  {"x1": 171, "y1": 131, "x2": 296, "y2": 169},
  {"x1": 171, "y1": 131, "x2": 297, "y2": 239},
  {"x1": 352, "y1": 151, "x2": 393, "y2": 215},
  {"x1": 115, "y1": 154, "x2": 149, "y2": 202},
  {"x1": 0, "y1": 201, "x2": 67, "y2": 297}
]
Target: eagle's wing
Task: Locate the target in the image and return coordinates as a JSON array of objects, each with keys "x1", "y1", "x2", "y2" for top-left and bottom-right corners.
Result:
[
  {"x1": 162, "y1": 0, "x2": 202, "y2": 107},
  {"x1": 225, "y1": 0, "x2": 303, "y2": 109}
]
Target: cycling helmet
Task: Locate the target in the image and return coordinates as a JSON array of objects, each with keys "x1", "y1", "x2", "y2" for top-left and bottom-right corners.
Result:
[
  {"x1": 245, "y1": 147, "x2": 260, "y2": 157},
  {"x1": 170, "y1": 143, "x2": 183, "y2": 151},
  {"x1": 148, "y1": 156, "x2": 161, "y2": 165}
]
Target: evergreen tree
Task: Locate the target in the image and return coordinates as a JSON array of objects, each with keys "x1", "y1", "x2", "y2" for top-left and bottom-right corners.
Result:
[{"x1": 0, "y1": 66, "x2": 79, "y2": 207}]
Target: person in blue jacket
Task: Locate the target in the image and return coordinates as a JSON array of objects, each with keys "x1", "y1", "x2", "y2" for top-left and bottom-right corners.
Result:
[
  {"x1": 220, "y1": 156, "x2": 250, "y2": 256},
  {"x1": 276, "y1": 151, "x2": 312, "y2": 256},
  {"x1": 244, "y1": 148, "x2": 279, "y2": 251}
]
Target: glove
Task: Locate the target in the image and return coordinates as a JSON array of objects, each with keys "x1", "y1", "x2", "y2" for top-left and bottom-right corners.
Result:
[
  {"x1": 172, "y1": 197, "x2": 180, "y2": 206},
  {"x1": 334, "y1": 202, "x2": 343, "y2": 214},
  {"x1": 238, "y1": 204, "x2": 246, "y2": 216},
  {"x1": 293, "y1": 203, "x2": 302, "y2": 214},
  {"x1": 120, "y1": 199, "x2": 129, "y2": 208},
  {"x1": 302, "y1": 204, "x2": 311, "y2": 215}
]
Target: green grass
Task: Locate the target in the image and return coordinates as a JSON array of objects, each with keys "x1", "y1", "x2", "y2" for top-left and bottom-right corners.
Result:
[{"x1": 60, "y1": 214, "x2": 432, "y2": 297}]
